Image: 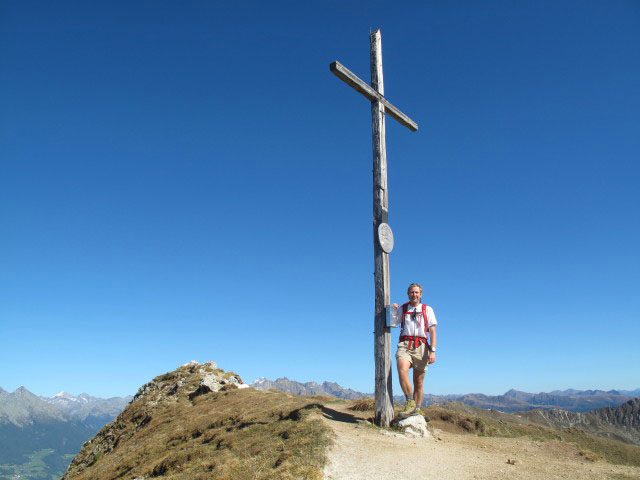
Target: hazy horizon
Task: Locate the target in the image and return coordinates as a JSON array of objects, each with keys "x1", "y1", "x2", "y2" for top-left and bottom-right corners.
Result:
[{"x1": 3, "y1": 374, "x2": 639, "y2": 400}]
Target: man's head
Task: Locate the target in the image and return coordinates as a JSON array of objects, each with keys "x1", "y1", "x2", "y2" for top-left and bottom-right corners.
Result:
[{"x1": 407, "y1": 283, "x2": 422, "y2": 305}]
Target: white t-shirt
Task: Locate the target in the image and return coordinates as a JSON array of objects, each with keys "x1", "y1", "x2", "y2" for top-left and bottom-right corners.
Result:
[{"x1": 399, "y1": 303, "x2": 437, "y2": 338}]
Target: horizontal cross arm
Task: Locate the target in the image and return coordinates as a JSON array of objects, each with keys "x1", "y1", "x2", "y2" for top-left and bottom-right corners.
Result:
[{"x1": 330, "y1": 61, "x2": 418, "y2": 132}]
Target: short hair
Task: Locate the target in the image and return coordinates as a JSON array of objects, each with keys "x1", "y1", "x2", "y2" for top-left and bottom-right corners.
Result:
[{"x1": 407, "y1": 283, "x2": 423, "y2": 294}]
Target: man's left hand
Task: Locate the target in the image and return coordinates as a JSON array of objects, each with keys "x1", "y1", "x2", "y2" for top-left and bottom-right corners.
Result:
[{"x1": 428, "y1": 352, "x2": 436, "y2": 365}]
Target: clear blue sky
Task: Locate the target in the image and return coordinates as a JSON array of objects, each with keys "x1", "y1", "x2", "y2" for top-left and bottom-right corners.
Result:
[{"x1": 2, "y1": 1, "x2": 639, "y2": 398}]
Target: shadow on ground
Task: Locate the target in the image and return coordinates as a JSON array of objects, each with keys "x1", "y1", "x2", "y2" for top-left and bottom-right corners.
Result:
[{"x1": 319, "y1": 406, "x2": 361, "y2": 424}]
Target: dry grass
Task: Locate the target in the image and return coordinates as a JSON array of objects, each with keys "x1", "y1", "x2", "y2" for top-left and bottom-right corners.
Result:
[
  {"x1": 424, "y1": 404, "x2": 640, "y2": 467},
  {"x1": 62, "y1": 362, "x2": 640, "y2": 479},
  {"x1": 349, "y1": 398, "x2": 375, "y2": 412},
  {"x1": 64, "y1": 384, "x2": 331, "y2": 480}
]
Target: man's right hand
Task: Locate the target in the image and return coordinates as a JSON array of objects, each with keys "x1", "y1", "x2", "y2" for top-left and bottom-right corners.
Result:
[{"x1": 391, "y1": 303, "x2": 399, "y2": 309}]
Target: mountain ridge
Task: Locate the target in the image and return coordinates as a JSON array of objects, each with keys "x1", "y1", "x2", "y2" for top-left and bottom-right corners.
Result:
[
  {"x1": 0, "y1": 386, "x2": 132, "y2": 480},
  {"x1": 0, "y1": 386, "x2": 131, "y2": 428},
  {"x1": 518, "y1": 397, "x2": 640, "y2": 445},
  {"x1": 60, "y1": 361, "x2": 335, "y2": 480},
  {"x1": 0, "y1": 386, "x2": 67, "y2": 427},
  {"x1": 252, "y1": 377, "x2": 368, "y2": 400},
  {"x1": 250, "y1": 377, "x2": 639, "y2": 413}
]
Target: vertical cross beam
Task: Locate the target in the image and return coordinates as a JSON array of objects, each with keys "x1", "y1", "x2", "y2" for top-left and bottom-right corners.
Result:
[
  {"x1": 370, "y1": 30, "x2": 394, "y2": 427},
  {"x1": 330, "y1": 29, "x2": 418, "y2": 428}
]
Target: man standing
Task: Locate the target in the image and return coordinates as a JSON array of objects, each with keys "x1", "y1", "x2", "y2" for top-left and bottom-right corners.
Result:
[{"x1": 392, "y1": 283, "x2": 437, "y2": 418}]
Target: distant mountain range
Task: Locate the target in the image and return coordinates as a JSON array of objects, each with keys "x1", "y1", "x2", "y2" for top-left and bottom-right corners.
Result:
[
  {"x1": 0, "y1": 386, "x2": 131, "y2": 480},
  {"x1": 549, "y1": 388, "x2": 640, "y2": 397},
  {"x1": 44, "y1": 390, "x2": 131, "y2": 430},
  {"x1": 251, "y1": 377, "x2": 369, "y2": 400},
  {"x1": 421, "y1": 388, "x2": 637, "y2": 413},
  {"x1": 251, "y1": 378, "x2": 639, "y2": 413}
]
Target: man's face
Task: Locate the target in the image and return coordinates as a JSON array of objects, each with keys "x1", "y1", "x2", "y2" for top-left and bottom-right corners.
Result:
[{"x1": 408, "y1": 287, "x2": 422, "y2": 305}]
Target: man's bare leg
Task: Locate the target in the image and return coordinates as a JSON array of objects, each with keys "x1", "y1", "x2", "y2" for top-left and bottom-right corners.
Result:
[
  {"x1": 413, "y1": 369, "x2": 425, "y2": 407},
  {"x1": 397, "y1": 359, "x2": 413, "y2": 398}
]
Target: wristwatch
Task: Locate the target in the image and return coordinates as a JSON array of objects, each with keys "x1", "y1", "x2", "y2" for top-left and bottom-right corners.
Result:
[{"x1": 431, "y1": 348, "x2": 436, "y2": 352}]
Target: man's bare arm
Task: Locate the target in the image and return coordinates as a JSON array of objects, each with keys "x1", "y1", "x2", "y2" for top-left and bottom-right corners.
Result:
[{"x1": 428, "y1": 325, "x2": 436, "y2": 364}]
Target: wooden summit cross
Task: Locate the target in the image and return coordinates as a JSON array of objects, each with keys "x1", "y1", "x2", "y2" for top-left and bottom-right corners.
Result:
[{"x1": 330, "y1": 29, "x2": 418, "y2": 427}]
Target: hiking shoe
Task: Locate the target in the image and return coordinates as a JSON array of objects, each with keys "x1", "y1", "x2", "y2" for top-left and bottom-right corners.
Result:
[{"x1": 399, "y1": 399, "x2": 416, "y2": 418}]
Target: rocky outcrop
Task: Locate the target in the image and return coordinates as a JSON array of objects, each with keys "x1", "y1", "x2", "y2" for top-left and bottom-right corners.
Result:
[
  {"x1": 132, "y1": 361, "x2": 245, "y2": 405},
  {"x1": 518, "y1": 398, "x2": 640, "y2": 445},
  {"x1": 62, "y1": 361, "x2": 246, "y2": 479},
  {"x1": 595, "y1": 398, "x2": 640, "y2": 429},
  {"x1": 60, "y1": 362, "x2": 332, "y2": 480},
  {"x1": 394, "y1": 415, "x2": 432, "y2": 438}
]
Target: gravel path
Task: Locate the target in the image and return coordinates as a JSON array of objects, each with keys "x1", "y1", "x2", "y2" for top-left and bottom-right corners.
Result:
[{"x1": 320, "y1": 405, "x2": 640, "y2": 480}]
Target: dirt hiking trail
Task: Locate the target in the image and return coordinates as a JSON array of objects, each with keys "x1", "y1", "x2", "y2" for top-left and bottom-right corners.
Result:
[{"x1": 319, "y1": 404, "x2": 640, "y2": 480}]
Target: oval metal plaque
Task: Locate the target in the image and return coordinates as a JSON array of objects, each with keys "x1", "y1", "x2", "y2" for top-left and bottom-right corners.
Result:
[{"x1": 378, "y1": 223, "x2": 394, "y2": 254}]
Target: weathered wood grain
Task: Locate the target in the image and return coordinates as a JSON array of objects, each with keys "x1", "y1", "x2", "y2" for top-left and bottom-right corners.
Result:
[
  {"x1": 330, "y1": 29, "x2": 419, "y2": 427},
  {"x1": 329, "y1": 61, "x2": 419, "y2": 132},
  {"x1": 370, "y1": 29, "x2": 394, "y2": 428}
]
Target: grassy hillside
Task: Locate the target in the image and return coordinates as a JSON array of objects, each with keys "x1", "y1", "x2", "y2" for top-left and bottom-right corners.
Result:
[
  {"x1": 63, "y1": 364, "x2": 332, "y2": 480},
  {"x1": 424, "y1": 402, "x2": 640, "y2": 467},
  {"x1": 61, "y1": 363, "x2": 640, "y2": 479}
]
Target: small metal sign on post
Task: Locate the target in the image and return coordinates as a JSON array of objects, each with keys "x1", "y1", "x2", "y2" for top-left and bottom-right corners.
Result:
[
  {"x1": 330, "y1": 30, "x2": 419, "y2": 427},
  {"x1": 378, "y1": 223, "x2": 394, "y2": 254}
]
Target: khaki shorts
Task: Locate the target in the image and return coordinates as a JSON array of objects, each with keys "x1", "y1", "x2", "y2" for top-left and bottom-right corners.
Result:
[{"x1": 396, "y1": 340, "x2": 430, "y2": 373}]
